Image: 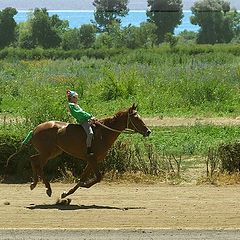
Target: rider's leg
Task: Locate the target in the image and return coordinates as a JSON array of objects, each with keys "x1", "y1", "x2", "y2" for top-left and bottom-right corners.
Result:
[{"x1": 81, "y1": 121, "x2": 94, "y2": 155}]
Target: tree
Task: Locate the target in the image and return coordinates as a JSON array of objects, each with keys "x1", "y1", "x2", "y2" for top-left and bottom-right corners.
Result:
[
  {"x1": 122, "y1": 25, "x2": 141, "y2": 49},
  {"x1": 0, "y1": 7, "x2": 18, "y2": 48},
  {"x1": 147, "y1": 0, "x2": 183, "y2": 43},
  {"x1": 93, "y1": 0, "x2": 129, "y2": 32},
  {"x1": 62, "y1": 28, "x2": 81, "y2": 50},
  {"x1": 79, "y1": 24, "x2": 96, "y2": 48},
  {"x1": 18, "y1": 22, "x2": 35, "y2": 49},
  {"x1": 122, "y1": 22, "x2": 157, "y2": 48},
  {"x1": 138, "y1": 22, "x2": 157, "y2": 47},
  {"x1": 30, "y1": 8, "x2": 68, "y2": 48},
  {"x1": 50, "y1": 14, "x2": 69, "y2": 38},
  {"x1": 95, "y1": 22, "x2": 124, "y2": 48},
  {"x1": 191, "y1": 0, "x2": 236, "y2": 44},
  {"x1": 178, "y1": 30, "x2": 197, "y2": 44},
  {"x1": 164, "y1": 32, "x2": 179, "y2": 49}
]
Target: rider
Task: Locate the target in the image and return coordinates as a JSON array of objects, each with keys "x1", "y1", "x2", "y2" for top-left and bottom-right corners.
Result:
[{"x1": 66, "y1": 90, "x2": 95, "y2": 156}]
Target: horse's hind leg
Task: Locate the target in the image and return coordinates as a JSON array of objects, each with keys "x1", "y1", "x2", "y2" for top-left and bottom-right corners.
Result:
[
  {"x1": 30, "y1": 153, "x2": 52, "y2": 197},
  {"x1": 30, "y1": 154, "x2": 40, "y2": 190},
  {"x1": 38, "y1": 148, "x2": 63, "y2": 197}
]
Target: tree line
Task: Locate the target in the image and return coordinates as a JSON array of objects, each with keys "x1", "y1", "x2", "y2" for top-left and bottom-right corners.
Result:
[{"x1": 0, "y1": 0, "x2": 239, "y2": 50}]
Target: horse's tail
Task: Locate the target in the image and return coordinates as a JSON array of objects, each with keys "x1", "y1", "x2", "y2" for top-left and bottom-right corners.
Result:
[
  {"x1": 22, "y1": 130, "x2": 33, "y2": 145},
  {"x1": 5, "y1": 130, "x2": 33, "y2": 168}
]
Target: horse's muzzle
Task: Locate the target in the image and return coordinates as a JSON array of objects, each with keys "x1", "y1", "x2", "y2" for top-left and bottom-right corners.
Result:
[{"x1": 144, "y1": 129, "x2": 151, "y2": 137}]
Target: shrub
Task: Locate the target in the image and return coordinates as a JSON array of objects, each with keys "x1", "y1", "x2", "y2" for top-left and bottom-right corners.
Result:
[{"x1": 218, "y1": 142, "x2": 240, "y2": 172}]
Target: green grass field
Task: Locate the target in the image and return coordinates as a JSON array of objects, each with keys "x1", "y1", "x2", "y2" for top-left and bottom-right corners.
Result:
[
  {"x1": 1, "y1": 45, "x2": 240, "y2": 180},
  {"x1": 0, "y1": 45, "x2": 240, "y2": 123}
]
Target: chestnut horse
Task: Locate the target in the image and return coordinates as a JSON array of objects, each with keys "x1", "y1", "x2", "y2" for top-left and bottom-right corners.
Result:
[{"x1": 24, "y1": 104, "x2": 151, "y2": 198}]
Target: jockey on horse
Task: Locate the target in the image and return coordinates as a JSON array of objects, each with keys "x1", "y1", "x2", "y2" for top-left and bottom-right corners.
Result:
[{"x1": 66, "y1": 90, "x2": 96, "y2": 156}]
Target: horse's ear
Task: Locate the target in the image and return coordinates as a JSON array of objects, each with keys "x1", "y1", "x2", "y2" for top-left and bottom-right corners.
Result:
[{"x1": 132, "y1": 103, "x2": 137, "y2": 110}]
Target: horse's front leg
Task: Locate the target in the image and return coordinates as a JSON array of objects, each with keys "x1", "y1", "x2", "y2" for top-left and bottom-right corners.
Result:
[
  {"x1": 61, "y1": 163, "x2": 92, "y2": 198},
  {"x1": 79, "y1": 161, "x2": 102, "y2": 189}
]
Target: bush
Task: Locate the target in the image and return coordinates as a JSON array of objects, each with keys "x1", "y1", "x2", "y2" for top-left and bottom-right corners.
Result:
[{"x1": 218, "y1": 142, "x2": 240, "y2": 172}]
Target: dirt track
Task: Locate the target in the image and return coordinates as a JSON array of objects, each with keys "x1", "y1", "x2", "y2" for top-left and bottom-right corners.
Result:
[
  {"x1": 2, "y1": 116, "x2": 240, "y2": 127},
  {"x1": 0, "y1": 183, "x2": 240, "y2": 230},
  {"x1": 1, "y1": 229, "x2": 240, "y2": 240},
  {"x1": 144, "y1": 117, "x2": 240, "y2": 127}
]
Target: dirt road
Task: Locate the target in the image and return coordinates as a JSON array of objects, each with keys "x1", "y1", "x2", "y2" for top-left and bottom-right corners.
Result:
[
  {"x1": 0, "y1": 183, "x2": 240, "y2": 230},
  {"x1": 2, "y1": 116, "x2": 240, "y2": 127},
  {"x1": 143, "y1": 117, "x2": 240, "y2": 127},
  {"x1": 1, "y1": 229, "x2": 240, "y2": 240}
]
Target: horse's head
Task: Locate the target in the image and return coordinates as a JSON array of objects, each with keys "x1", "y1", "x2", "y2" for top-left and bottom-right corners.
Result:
[{"x1": 127, "y1": 104, "x2": 151, "y2": 137}]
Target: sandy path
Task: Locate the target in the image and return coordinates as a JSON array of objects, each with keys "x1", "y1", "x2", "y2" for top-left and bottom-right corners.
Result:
[
  {"x1": 1, "y1": 116, "x2": 240, "y2": 126},
  {"x1": 1, "y1": 229, "x2": 240, "y2": 240},
  {"x1": 0, "y1": 183, "x2": 240, "y2": 230},
  {"x1": 143, "y1": 117, "x2": 240, "y2": 127}
]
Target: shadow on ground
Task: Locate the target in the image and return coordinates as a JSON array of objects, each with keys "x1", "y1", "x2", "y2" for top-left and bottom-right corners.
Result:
[{"x1": 26, "y1": 204, "x2": 145, "y2": 211}]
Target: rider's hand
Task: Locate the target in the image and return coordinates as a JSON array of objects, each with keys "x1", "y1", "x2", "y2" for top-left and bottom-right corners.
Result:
[{"x1": 90, "y1": 117, "x2": 98, "y2": 125}]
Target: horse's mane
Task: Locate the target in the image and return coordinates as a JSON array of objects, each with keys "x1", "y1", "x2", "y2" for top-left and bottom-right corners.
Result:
[{"x1": 100, "y1": 108, "x2": 128, "y2": 126}]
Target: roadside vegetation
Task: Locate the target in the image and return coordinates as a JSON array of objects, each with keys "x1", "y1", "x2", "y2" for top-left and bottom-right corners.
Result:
[
  {"x1": 0, "y1": 0, "x2": 240, "y2": 183},
  {"x1": 0, "y1": 46, "x2": 240, "y2": 183}
]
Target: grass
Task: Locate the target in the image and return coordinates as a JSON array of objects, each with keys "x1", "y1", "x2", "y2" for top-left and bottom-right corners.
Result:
[
  {"x1": 0, "y1": 46, "x2": 240, "y2": 123},
  {"x1": 1, "y1": 45, "x2": 240, "y2": 182},
  {"x1": 119, "y1": 125, "x2": 240, "y2": 155}
]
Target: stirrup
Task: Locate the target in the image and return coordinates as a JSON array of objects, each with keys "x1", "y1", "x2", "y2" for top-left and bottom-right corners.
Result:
[{"x1": 87, "y1": 147, "x2": 94, "y2": 156}]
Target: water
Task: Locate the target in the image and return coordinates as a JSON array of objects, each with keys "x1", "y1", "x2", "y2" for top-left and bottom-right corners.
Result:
[{"x1": 14, "y1": 10, "x2": 200, "y2": 35}]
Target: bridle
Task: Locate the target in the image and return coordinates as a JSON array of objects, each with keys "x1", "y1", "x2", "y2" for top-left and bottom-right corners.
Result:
[
  {"x1": 126, "y1": 111, "x2": 142, "y2": 133},
  {"x1": 97, "y1": 111, "x2": 143, "y2": 134}
]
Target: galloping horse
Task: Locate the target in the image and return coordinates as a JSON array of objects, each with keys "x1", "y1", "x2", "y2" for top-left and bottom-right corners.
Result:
[{"x1": 23, "y1": 104, "x2": 151, "y2": 198}]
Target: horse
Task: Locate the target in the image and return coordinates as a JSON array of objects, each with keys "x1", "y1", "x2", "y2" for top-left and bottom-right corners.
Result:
[{"x1": 18, "y1": 104, "x2": 151, "y2": 198}]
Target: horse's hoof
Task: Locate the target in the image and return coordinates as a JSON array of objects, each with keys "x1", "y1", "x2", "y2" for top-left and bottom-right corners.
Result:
[
  {"x1": 80, "y1": 182, "x2": 87, "y2": 188},
  {"x1": 46, "y1": 189, "x2": 52, "y2": 197},
  {"x1": 61, "y1": 191, "x2": 67, "y2": 199},
  {"x1": 56, "y1": 198, "x2": 72, "y2": 206},
  {"x1": 30, "y1": 183, "x2": 36, "y2": 190}
]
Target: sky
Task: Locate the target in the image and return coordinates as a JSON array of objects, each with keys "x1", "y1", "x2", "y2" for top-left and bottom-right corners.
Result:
[{"x1": 0, "y1": 0, "x2": 239, "y2": 10}]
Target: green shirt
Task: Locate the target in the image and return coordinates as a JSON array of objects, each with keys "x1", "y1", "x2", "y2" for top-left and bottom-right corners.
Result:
[{"x1": 68, "y1": 103, "x2": 92, "y2": 124}]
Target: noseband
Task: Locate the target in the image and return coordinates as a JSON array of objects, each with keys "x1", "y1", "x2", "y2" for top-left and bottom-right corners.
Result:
[{"x1": 126, "y1": 111, "x2": 143, "y2": 134}]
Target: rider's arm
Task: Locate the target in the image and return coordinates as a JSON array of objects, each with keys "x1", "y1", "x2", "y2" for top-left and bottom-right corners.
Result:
[{"x1": 68, "y1": 103, "x2": 92, "y2": 123}]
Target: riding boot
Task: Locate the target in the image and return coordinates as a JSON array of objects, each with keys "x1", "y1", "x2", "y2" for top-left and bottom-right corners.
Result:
[{"x1": 87, "y1": 147, "x2": 94, "y2": 156}]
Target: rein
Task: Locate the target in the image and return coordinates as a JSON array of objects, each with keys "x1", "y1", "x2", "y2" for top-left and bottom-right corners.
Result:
[{"x1": 97, "y1": 112, "x2": 138, "y2": 134}]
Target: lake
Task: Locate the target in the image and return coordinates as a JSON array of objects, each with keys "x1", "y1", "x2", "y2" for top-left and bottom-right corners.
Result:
[{"x1": 15, "y1": 10, "x2": 200, "y2": 35}]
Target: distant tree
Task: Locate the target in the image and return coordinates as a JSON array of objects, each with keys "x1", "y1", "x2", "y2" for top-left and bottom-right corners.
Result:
[
  {"x1": 234, "y1": 13, "x2": 240, "y2": 36},
  {"x1": 79, "y1": 24, "x2": 97, "y2": 48},
  {"x1": 191, "y1": 0, "x2": 236, "y2": 44},
  {"x1": 164, "y1": 32, "x2": 179, "y2": 49},
  {"x1": 93, "y1": 0, "x2": 129, "y2": 32},
  {"x1": 94, "y1": 32, "x2": 113, "y2": 48},
  {"x1": 147, "y1": 0, "x2": 183, "y2": 43},
  {"x1": 18, "y1": 22, "x2": 35, "y2": 49},
  {"x1": 61, "y1": 28, "x2": 80, "y2": 50},
  {"x1": 122, "y1": 22, "x2": 157, "y2": 48},
  {"x1": 138, "y1": 22, "x2": 157, "y2": 47},
  {"x1": 94, "y1": 22, "x2": 123, "y2": 48},
  {"x1": 0, "y1": 7, "x2": 18, "y2": 48},
  {"x1": 50, "y1": 14, "x2": 69, "y2": 37},
  {"x1": 178, "y1": 30, "x2": 197, "y2": 44},
  {"x1": 122, "y1": 25, "x2": 141, "y2": 49},
  {"x1": 30, "y1": 8, "x2": 68, "y2": 48}
]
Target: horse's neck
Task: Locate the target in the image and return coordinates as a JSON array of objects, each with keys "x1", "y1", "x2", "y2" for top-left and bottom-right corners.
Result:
[
  {"x1": 103, "y1": 112, "x2": 127, "y2": 130},
  {"x1": 101, "y1": 111, "x2": 128, "y2": 141}
]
